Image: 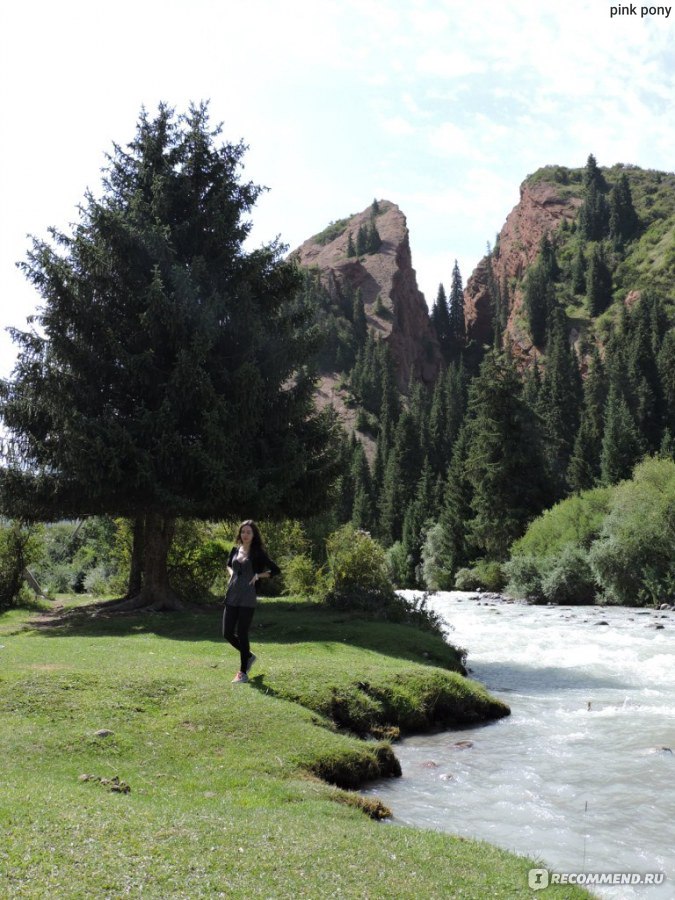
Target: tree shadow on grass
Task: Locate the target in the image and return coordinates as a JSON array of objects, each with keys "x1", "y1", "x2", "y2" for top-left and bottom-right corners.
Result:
[{"x1": 23, "y1": 599, "x2": 465, "y2": 671}]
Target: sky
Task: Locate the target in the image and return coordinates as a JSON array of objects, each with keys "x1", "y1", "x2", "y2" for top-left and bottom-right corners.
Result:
[{"x1": 1, "y1": 0, "x2": 674, "y2": 378}]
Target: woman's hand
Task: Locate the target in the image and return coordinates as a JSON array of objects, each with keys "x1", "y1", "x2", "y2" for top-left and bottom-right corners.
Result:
[{"x1": 249, "y1": 571, "x2": 269, "y2": 585}]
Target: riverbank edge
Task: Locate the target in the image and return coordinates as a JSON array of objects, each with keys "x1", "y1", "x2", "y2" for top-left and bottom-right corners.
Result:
[{"x1": 244, "y1": 596, "x2": 512, "y2": 791}]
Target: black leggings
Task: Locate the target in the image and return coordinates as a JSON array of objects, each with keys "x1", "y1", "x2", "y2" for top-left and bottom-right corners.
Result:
[{"x1": 222, "y1": 605, "x2": 255, "y2": 673}]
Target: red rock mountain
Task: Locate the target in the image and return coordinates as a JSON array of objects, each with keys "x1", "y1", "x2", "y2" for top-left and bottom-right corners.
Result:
[
  {"x1": 292, "y1": 200, "x2": 442, "y2": 391},
  {"x1": 464, "y1": 180, "x2": 582, "y2": 356}
]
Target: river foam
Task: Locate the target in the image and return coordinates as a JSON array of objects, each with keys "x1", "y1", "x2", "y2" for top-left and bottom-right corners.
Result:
[{"x1": 364, "y1": 592, "x2": 675, "y2": 899}]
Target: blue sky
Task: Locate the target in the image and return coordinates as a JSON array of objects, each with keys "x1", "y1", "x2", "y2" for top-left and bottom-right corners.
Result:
[{"x1": 1, "y1": 0, "x2": 674, "y2": 377}]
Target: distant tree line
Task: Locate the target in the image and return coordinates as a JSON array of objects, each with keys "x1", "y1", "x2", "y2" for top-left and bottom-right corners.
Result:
[{"x1": 325, "y1": 242, "x2": 674, "y2": 593}]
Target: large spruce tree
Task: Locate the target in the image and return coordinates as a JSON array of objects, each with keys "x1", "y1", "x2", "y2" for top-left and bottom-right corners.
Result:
[{"x1": 0, "y1": 103, "x2": 338, "y2": 610}]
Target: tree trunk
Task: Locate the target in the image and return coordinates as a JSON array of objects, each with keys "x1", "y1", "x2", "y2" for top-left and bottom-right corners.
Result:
[
  {"x1": 106, "y1": 512, "x2": 186, "y2": 612},
  {"x1": 125, "y1": 515, "x2": 145, "y2": 598},
  {"x1": 138, "y1": 513, "x2": 184, "y2": 610}
]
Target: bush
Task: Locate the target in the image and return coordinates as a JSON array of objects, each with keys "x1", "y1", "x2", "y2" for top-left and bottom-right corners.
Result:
[
  {"x1": 510, "y1": 487, "x2": 612, "y2": 558},
  {"x1": 282, "y1": 553, "x2": 319, "y2": 599},
  {"x1": 503, "y1": 555, "x2": 546, "y2": 601},
  {"x1": 322, "y1": 525, "x2": 440, "y2": 631},
  {"x1": 82, "y1": 564, "x2": 116, "y2": 597},
  {"x1": 0, "y1": 522, "x2": 42, "y2": 610},
  {"x1": 32, "y1": 517, "x2": 124, "y2": 597},
  {"x1": 454, "y1": 560, "x2": 506, "y2": 592},
  {"x1": 589, "y1": 457, "x2": 675, "y2": 605},
  {"x1": 420, "y1": 523, "x2": 454, "y2": 591},
  {"x1": 324, "y1": 525, "x2": 394, "y2": 609},
  {"x1": 385, "y1": 541, "x2": 409, "y2": 588},
  {"x1": 540, "y1": 546, "x2": 597, "y2": 605}
]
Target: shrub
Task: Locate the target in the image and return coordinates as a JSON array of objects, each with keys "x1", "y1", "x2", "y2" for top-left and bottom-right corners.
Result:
[
  {"x1": 454, "y1": 560, "x2": 506, "y2": 592},
  {"x1": 503, "y1": 555, "x2": 546, "y2": 601},
  {"x1": 420, "y1": 523, "x2": 454, "y2": 591},
  {"x1": 540, "y1": 546, "x2": 597, "y2": 605},
  {"x1": 324, "y1": 525, "x2": 394, "y2": 608},
  {"x1": 589, "y1": 457, "x2": 675, "y2": 605},
  {"x1": 282, "y1": 553, "x2": 319, "y2": 599},
  {"x1": 0, "y1": 522, "x2": 42, "y2": 610},
  {"x1": 510, "y1": 487, "x2": 612, "y2": 559},
  {"x1": 82, "y1": 564, "x2": 116, "y2": 597},
  {"x1": 323, "y1": 525, "x2": 440, "y2": 631},
  {"x1": 385, "y1": 541, "x2": 409, "y2": 588},
  {"x1": 453, "y1": 568, "x2": 481, "y2": 591},
  {"x1": 163, "y1": 520, "x2": 231, "y2": 602}
]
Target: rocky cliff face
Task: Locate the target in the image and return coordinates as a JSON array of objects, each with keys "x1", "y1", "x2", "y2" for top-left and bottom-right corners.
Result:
[
  {"x1": 293, "y1": 200, "x2": 441, "y2": 391},
  {"x1": 464, "y1": 180, "x2": 582, "y2": 355}
]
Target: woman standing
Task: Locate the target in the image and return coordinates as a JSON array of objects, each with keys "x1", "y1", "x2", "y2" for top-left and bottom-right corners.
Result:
[{"x1": 223, "y1": 520, "x2": 280, "y2": 684}]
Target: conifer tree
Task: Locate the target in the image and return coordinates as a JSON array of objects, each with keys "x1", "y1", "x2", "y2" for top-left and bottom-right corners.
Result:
[
  {"x1": 437, "y1": 427, "x2": 473, "y2": 578},
  {"x1": 350, "y1": 441, "x2": 373, "y2": 531},
  {"x1": 371, "y1": 432, "x2": 386, "y2": 506},
  {"x1": 579, "y1": 154, "x2": 609, "y2": 241},
  {"x1": 567, "y1": 413, "x2": 598, "y2": 493},
  {"x1": 539, "y1": 234, "x2": 560, "y2": 282},
  {"x1": 0, "y1": 103, "x2": 338, "y2": 610},
  {"x1": 627, "y1": 298, "x2": 663, "y2": 451},
  {"x1": 483, "y1": 247, "x2": 504, "y2": 350},
  {"x1": 408, "y1": 379, "x2": 430, "y2": 460},
  {"x1": 600, "y1": 385, "x2": 643, "y2": 485},
  {"x1": 572, "y1": 242, "x2": 587, "y2": 295},
  {"x1": 352, "y1": 288, "x2": 368, "y2": 346},
  {"x1": 428, "y1": 369, "x2": 449, "y2": 476},
  {"x1": 401, "y1": 457, "x2": 436, "y2": 587},
  {"x1": 609, "y1": 173, "x2": 639, "y2": 249},
  {"x1": 334, "y1": 433, "x2": 357, "y2": 524},
  {"x1": 463, "y1": 351, "x2": 549, "y2": 559},
  {"x1": 366, "y1": 222, "x2": 382, "y2": 253},
  {"x1": 377, "y1": 410, "x2": 421, "y2": 545},
  {"x1": 539, "y1": 309, "x2": 582, "y2": 496},
  {"x1": 586, "y1": 243, "x2": 612, "y2": 316},
  {"x1": 498, "y1": 275, "x2": 510, "y2": 334},
  {"x1": 447, "y1": 260, "x2": 466, "y2": 359},
  {"x1": 377, "y1": 343, "x2": 400, "y2": 448},
  {"x1": 347, "y1": 231, "x2": 356, "y2": 258},
  {"x1": 524, "y1": 262, "x2": 556, "y2": 347},
  {"x1": 658, "y1": 330, "x2": 675, "y2": 439},
  {"x1": 567, "y1": 345, "x2": 606, "y2": 491},
  {"x1": 356, "y1": 223, "x2": 368, "y2": 256},
  {"x1": 431, "y1": 283, "x2": 451, "y2": 360}
]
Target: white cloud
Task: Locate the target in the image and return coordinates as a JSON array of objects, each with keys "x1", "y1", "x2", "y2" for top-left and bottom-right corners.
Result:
[
  {"x1": 381, "y1": 116, "x2": 417, "y2": 136},
  {"x1": 2, "y1": 0, "x2": 675, "y2": 379}
]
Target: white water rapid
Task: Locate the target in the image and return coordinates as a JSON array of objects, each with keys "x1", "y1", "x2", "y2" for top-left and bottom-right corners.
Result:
[{"x1": 365, "y1": 592, "x2": 675, "y2": 899}]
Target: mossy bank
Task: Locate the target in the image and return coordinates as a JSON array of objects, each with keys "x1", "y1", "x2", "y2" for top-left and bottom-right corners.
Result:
[{"x1": 0, "y1": 597, "x2": 592, "y2": 898}]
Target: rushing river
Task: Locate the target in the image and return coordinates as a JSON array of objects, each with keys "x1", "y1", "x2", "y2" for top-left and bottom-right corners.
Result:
[{"x1": 364, "y1": 592, "x2": 675, "y2": 899}]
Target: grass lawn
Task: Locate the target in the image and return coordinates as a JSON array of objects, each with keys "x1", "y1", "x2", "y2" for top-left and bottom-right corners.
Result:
[{"x1": 0, "y1": 597, "x2": 592, "y2": 899}]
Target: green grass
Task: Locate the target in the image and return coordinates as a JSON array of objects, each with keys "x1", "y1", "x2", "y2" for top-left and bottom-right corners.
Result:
[{"x1": 0, "y1": 597, "x2": 592, "y2": 899}]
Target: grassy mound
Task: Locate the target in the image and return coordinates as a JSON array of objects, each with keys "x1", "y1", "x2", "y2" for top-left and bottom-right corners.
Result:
[{"x1": 0, "y1": 597, "x2": 591, "y2": 898}]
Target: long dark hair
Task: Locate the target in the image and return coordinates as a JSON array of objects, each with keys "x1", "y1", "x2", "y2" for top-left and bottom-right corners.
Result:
[{"x1": 236, "y1": 519, "x2": 267, "y2": 563}]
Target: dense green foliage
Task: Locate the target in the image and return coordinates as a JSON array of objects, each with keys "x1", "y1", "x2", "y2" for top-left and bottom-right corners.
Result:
[
  {"x1": 431, "y1": 260, "x2": 465, "y2": 362},
  {"x1": 0, "y1": 521, "x2": 41, "y2": 609},
  {"x1": 5, "y1": 149, "x2": 674, "y2": 608},
  {"x1": 0, "y1": 104, "x2": 338, "y2": 609},
  {"x1": 505, "y1": 458, "x2": 675, "y2": 605},
  {"x1": 303, "y1": 156, "x2": 674, "y2": 601}
]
